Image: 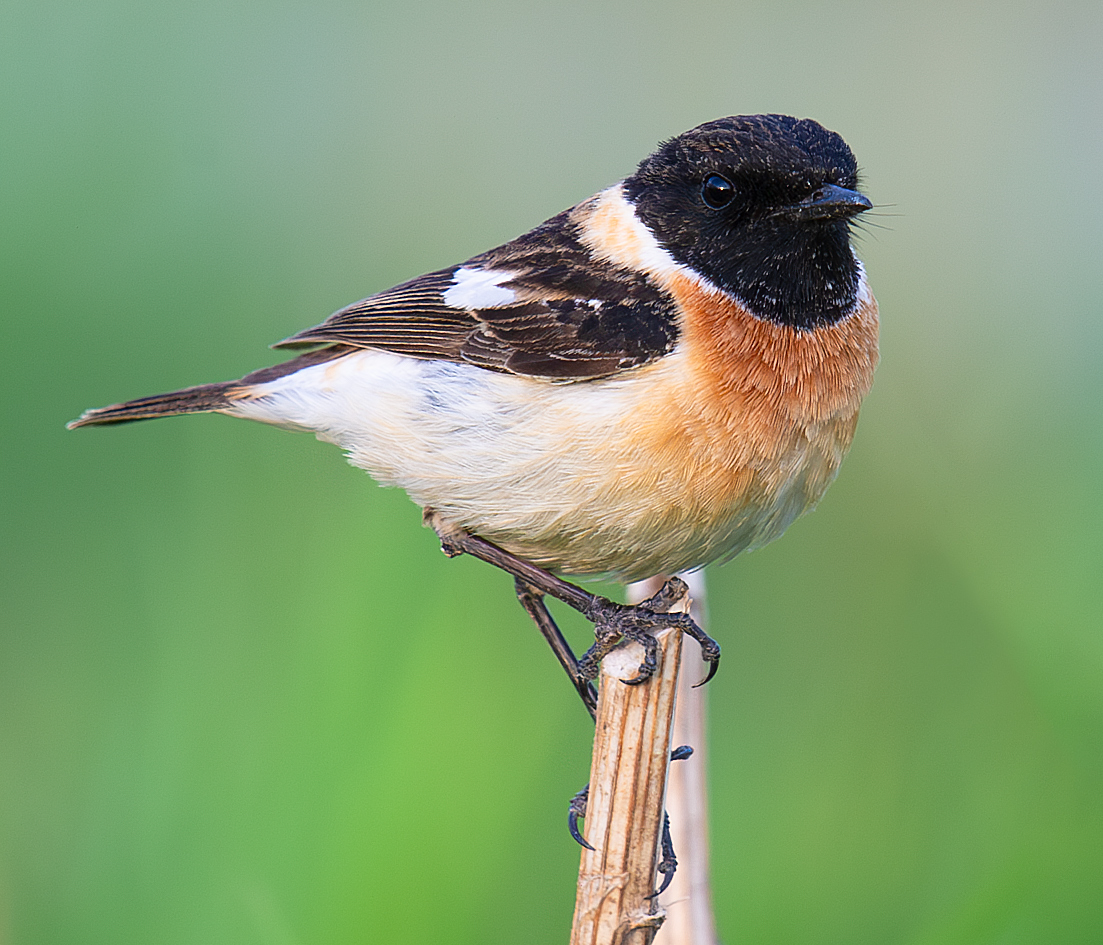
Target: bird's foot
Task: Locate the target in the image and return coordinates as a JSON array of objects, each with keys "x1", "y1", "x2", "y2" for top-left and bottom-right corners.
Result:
[{"x1": 579, "y1": 578, "x2": 720, "y2": 686}]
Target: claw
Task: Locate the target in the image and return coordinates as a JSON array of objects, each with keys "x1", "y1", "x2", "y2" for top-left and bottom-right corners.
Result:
[
  {"x1": 692, "y1": 657, "x2": 720, "y2": 688},
  {"x1": 568, "y1": 808, "x2": 593, "y2": 850},
  {"x1": 568, "y1": 787, "x2": 594, "y2": 850},
  {"x1": 647, "y1": 812, "x2": 678, "y2": 898},
  {"x1": 653, "y1": 864, "x2": 676, "y2": 898}
]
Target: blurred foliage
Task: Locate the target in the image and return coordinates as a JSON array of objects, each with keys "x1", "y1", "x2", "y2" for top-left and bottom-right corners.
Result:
[{"x1": 2, "y1": 0, "x2": 1102, "y2": 942}]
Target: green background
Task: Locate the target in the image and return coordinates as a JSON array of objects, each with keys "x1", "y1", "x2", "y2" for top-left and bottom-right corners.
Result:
[{"x1": 3, "y1": 0, "x2": 1102, "y2": 942}]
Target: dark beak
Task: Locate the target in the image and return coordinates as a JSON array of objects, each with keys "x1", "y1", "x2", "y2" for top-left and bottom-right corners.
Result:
[{"x1": 776, "y1": 183, "x2": 873, "y2": 223}]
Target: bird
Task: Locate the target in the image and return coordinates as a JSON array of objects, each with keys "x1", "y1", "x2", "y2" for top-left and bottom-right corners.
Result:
[{"x1": 70, "y1": 114, "x2": 878, "y2": 711}]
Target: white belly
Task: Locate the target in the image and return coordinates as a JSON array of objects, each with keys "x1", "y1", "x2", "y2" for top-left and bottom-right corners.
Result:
[{"x1": 227, "y1": 345, "x2": 848, "y2": 580}]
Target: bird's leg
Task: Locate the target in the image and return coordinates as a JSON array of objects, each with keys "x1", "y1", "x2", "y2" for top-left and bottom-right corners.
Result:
[
  {"x1": 518, "y1": 582, "x2": 684, "y2": 886},
  {"x1": 426, "y1": 511, "x2": 710, "y2": 893},
  {"x1": 514, "y1": 578, "x2": 598, "y2": 720},
  {"x1": 425, "y1": 511, "x2": 720, "y2": 687}
]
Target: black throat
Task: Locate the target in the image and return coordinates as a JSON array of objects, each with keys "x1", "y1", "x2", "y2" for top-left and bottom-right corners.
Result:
[{"x1": 685, "y1": 217, "x2": 861, "y2": 330}]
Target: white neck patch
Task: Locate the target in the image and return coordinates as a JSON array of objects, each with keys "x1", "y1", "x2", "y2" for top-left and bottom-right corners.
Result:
[{"x1": 576, "y1": 185, "x2": 721, "y2": 295}]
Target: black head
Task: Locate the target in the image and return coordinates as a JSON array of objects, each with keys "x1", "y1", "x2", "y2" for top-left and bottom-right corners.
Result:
[{"x1": 623, "y1": 115, "x2": 870, "y2": 329}]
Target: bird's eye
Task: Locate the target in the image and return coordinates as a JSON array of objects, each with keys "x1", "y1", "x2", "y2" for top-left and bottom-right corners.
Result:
[{"x1": 701, "y1": 174, "x2": 735, "y2": 209}]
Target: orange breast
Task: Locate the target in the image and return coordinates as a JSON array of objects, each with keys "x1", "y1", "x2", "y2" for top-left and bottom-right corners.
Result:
[
  {"x1": 604, "y1": 274, "x2": 880, "y2": 565},
  {"x1": 671, "y1": 271, "x2": 878, "y2": 435}
]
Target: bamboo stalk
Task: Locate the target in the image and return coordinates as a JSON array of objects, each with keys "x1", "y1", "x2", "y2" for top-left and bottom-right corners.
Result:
[
  {"x1": 629, "y1": 574, "x2": 718, "y2": 945},
  {"x1": 569, "y1": 599, "x2": 686, "y2": 945}
]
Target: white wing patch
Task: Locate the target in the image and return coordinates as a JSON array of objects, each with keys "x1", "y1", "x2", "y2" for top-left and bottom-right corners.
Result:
[{"x1": 442, "y1": 267, "x2": 517, "y2": 310}]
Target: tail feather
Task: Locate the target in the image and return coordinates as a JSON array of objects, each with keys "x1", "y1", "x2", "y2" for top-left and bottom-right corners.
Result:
[
  {"x1": 68, "y1": 345, "x2": 354, "y2": 429},
  {"x1": 67, "y1": 381, "x2": 240, "y2": 428}
]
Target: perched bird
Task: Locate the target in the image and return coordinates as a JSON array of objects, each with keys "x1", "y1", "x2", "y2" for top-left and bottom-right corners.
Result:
[{"x1": 71, "y1": 114, "x2": 878, "y2": 706}]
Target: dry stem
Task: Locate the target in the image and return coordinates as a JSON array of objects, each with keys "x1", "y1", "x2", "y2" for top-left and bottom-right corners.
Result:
[{"x1": 569, "y1": 596, "x2": 686, "y2": 945}]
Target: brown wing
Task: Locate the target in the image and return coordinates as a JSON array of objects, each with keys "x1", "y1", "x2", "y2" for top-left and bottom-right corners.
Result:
[{"x1": 275, "y1": 210, "x2": 681, "y2": 379}]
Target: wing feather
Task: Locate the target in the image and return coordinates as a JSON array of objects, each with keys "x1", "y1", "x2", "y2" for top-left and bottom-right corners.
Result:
[{"x1": 275, "y1": 206, "x2": 681, "y2": 379}]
